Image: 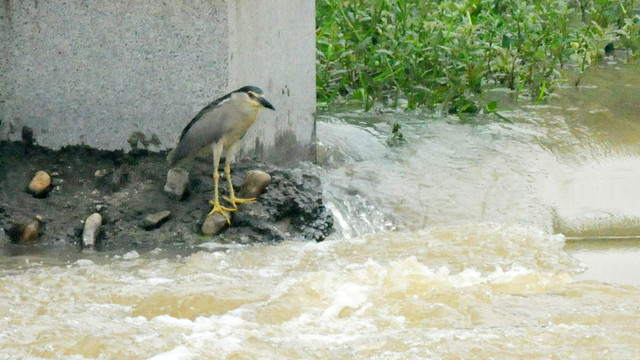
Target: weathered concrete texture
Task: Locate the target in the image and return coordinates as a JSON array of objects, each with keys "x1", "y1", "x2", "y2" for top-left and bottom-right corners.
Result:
[
  {"x1": 228, "y1": 0, "x2": 317, "y2": 165},
  {"x1": 1, "y1": 0, "x2": 316, "y2": 165}
]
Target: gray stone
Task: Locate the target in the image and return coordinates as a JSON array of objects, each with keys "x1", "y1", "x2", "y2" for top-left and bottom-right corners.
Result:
[
  {"x1": 223, "y1": 167, "x2": 333, "y2": 243},
  {"x1": 27, "y1": 171, "x2": 52, "y2": 198},
  {"x1": 164, "y1": 168, "x2": 190, "y2": 200},
  {"x1": 50, "y1": 174, "x2": 63, "y2": 187},
  {"x1": 202, "y1": 213, "x2": 229, "y2": 236},
  {"x1": 96, "y1": 168, "x2": 128, "y2": 192},
  {"x1": 82, "y1": 213, "x2": 102, "y2": 248},
  {"x1": 142, "y1": 211, "x2": 172, "y2": 230},
  {"x1": 239, "y1": 170, "x2": 272, "y2": 199}
]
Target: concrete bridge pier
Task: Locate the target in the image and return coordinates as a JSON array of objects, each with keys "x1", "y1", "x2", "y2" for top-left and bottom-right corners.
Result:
[{"x1": 0, "y1": 0, "x2": 316, "y2": 165}]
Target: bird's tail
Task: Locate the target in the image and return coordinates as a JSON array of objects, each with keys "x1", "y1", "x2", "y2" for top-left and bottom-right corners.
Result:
[{"x1": 166, "y1": 148, "x2": 177, "y2": 166}]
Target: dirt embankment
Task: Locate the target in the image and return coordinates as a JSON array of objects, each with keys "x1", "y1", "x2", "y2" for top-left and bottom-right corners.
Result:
[{"x1": 0, "y1": 141, "x2": 333, "y2": 255}]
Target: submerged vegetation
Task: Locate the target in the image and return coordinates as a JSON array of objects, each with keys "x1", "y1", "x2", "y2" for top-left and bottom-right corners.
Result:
[{"x1": 316, "y1": 0, "x2": 640, "y2": 112}]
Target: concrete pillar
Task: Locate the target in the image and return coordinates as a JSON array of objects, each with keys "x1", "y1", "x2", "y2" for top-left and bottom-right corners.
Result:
[{"x1": 0, "y1": 0, "x2": 315, "y2": 165}]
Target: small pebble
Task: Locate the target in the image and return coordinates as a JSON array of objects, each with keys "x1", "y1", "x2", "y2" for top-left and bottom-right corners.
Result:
[
  {"x1": 239, "y1": 170, "x2": 271, "y2": 199},
  {"x1": 82, "y1": 213, "x2": 102, "y2": 248},
  {"x1": 22, "y1": 220, "x2": 41, "y2": 242},
  {"x1": 141, "y1": 210, "x2": 171, "y2": 230},
  {"x1": 164, "y1": 167, "x2": 190, "y2": 200},
  {"x1": 96, "y1": 168, "x2": 127, "y2": 192},
  {"x1": 27, "y1": 171, "x2": 51, "y2": 198},
  {"x1": 7, "y1": 216, "x2": 43, "y2": 243},
  {"x1": 201, "y1": 213, "x2": 228, "y2": 236}
]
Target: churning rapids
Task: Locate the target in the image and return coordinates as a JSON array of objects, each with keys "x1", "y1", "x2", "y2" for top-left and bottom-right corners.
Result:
[{"x1": 3, "y1": 59, "x2": 640, "y2": 359}]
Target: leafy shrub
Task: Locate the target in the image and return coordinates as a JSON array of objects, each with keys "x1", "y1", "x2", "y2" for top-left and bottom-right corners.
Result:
[{"x1": 316, "y1": 0, "x2": 639, "y2": 112}]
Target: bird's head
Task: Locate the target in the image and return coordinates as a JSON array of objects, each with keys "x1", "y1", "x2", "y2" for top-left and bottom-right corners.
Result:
[{"x1": 231, "y1": 86, "x2": 275, "y2": 112}]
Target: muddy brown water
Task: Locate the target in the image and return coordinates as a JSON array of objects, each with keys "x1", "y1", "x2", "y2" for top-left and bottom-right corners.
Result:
[{"x1": 3, "y1": 56, "x2": 640, "y2": 358}]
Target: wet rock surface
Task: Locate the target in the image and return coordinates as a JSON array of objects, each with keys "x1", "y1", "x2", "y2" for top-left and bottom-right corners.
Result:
[
  {"x1": 82, "y1": 213, "x2": 102, "y2": 248},
  {"x1": 239, "y1": 170, "x2": 272, "y2": 198},
  {"x1": 0, "y1": 141, "x2": 333, "y2": 254},
  {"x1": 228, "y1": 169, "x2": 334, "y2": 243},
  {"x1": 201, "y1": 213, "x2": 229, "y2": 236},
  {"x1": 164, "y1": 168, "x2": 189, "y2": 200},
  {"x1": 141, "y1": 210, "x2": 172, "y2": 230},
  {"x1": 7, "y1": 216, "x2": 43, "y2": 243},
  {"x1": 27, "y1": 171, "x2": 52, "y2": 198}
]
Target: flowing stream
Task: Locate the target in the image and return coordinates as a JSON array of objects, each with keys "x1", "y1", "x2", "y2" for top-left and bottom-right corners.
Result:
[{"x1": 2, "y1": 58, "x2": 640, "y2": 359}]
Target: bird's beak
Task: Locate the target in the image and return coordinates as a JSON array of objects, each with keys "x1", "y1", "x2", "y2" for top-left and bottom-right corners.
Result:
[{"x1": 259, "y1": 97, "x2": 275, "y2": 111}]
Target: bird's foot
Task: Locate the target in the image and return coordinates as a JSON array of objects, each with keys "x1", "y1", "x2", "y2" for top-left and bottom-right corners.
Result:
[
  {"x1": 223, "y1": 195, "x2": 257, "y2": 210},
  {"x1": 208, "y1": 200, "x2": 234, "y2": 224}
]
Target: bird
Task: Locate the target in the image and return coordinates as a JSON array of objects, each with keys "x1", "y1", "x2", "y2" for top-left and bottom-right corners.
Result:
[{"x1": 167, "y1": 86, "x2": 275, "y2": 224}]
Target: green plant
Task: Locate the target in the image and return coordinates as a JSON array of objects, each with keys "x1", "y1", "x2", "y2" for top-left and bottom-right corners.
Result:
[{"x1": 316, "y1": 0, "x2": 640, "y2": 112}]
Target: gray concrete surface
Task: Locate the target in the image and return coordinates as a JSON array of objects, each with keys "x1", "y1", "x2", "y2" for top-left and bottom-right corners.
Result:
[{"x1": 0, "y1": 0, "x2": 315, "y2": 165}]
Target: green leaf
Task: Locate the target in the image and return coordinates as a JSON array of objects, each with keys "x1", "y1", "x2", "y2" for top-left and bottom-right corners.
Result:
[{"x1": 485, "y1": 100, "x2": 498, "y2": 112}]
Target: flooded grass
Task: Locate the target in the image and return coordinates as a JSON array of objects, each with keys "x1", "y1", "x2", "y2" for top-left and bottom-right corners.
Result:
[{"x1": 316, "y1": 0, "x2": 640, "y2": 112}]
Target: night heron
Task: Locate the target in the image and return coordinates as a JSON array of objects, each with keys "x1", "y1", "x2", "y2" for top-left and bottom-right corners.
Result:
[{"x1": 167, "y1": 86, "x2": 275, "y2": 223}]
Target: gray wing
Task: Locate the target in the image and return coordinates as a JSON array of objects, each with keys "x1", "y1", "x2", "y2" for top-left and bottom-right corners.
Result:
[{"x1": 167, "y1": 106, "x2": 232, "y2": 166}]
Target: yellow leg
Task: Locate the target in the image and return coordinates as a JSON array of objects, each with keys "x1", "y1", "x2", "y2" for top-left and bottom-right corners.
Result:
[
  {"x1": 208, "y1": 170, "x2": 234, "y2": 224},
  {"x1": 223, "y1": 163, "x2": 256, "y2": 209}
]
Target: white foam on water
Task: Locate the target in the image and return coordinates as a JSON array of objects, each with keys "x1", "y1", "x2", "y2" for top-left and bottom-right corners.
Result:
[
  {"x1": 124, "y1": 315, "x2": 148, "y2": 325},
  {"x1": 122, "y1": 250, "x2": 140, "y2": 260},
  {"x1": 321, "y1": 283, "x2": 372, "y2": 319},
  {"x1": 143, "y1": 277, "x2": 174, "y2": 285},
  {"x1": 256, "y1": 267, "x2": 285, "y2": 278},
  {"x1": 146, "y1": 346, "x2": 196, "y2": 360},
  {"x1": 196, "y1": 242, "x2": 246, "y2": 251},
  {"x1": 151, "y1": 314, "x2": 193, "y2": 328},
  {"x1": 184, "y1": 313, "x2": 255, "y2": 355},
  {"x1": 73, "y1": 259, "x2": 95, "y2": 267}
]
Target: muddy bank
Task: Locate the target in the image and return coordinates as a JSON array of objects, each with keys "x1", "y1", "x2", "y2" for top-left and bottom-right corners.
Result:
[{"x1": 0, "y1": 141, "x2": 333, "y2": 255}]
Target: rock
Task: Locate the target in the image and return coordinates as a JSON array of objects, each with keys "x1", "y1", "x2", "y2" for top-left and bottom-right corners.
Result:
[
  {"x1": 0, "y1": 141, "x2": 335, "y2": 250},
  {"x1": 230, "y1": 168, "x2": 334, "y2": 242},
  {"x1": 110, "y1": 169, "x2": 127, "y2": 188},
  {"x1": 239, "y1": 170, "x2": 272, "y2": 199},
  {"x1": 94, "y1": 169, "x2": 108, "y2": 178},
  {"x1": 27, "y1": 171, "x2": 51, "y2": 198},
  {"x1": 141, "y1": 210, "x2": 171, "y2": 230},
  {"x1": 164, "y1": 167, "x2": 190, "y2": 200},
  {"x1": 7, "y1": 216, "x2": 43, "y2": 243},
  {"x1": 201, "y1": 213, "x2": 228, "y2": 236},
  {"x1": 96, "y1": 168, "x2": 128, "y2": 192},
  {"x1": 50, "y1": 173, "x2": 63, "y2": 187},
  {"x1": 82, "y1": 213, "x2": 102, "y2": 248}
]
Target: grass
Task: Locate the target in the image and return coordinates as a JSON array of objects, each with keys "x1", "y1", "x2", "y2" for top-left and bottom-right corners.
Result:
[{"x1": 316, "y1": 0, "x2": 640, "y2": 113}]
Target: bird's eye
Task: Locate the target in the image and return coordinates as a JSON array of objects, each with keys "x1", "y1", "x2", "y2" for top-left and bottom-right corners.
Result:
[{"x1": 248, "y1": 92, "x2": 256, "y2": 99}]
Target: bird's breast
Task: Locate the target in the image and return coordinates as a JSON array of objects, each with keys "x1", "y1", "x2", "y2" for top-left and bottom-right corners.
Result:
[{"x1": 222, "y1": 112, "x2": 258, "y2": 148}]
